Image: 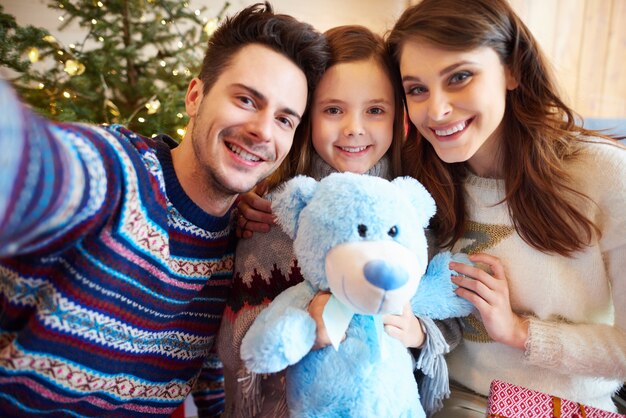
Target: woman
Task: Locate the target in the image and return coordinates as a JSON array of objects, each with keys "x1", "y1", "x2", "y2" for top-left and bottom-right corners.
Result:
[{"x1": 386, "y1": 0, "x2": 626, "y2": 415}]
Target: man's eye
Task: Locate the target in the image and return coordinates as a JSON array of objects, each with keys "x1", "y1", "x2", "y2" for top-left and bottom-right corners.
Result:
[
  {"x1": 277, "y1": 116, "x2": 294, "y2": 129},
  {"x1": 238, "y1": 96, "x2": 254, "y2": 107}
]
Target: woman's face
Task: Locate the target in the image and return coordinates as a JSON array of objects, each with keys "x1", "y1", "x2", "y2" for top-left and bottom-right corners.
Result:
[
  {"x1": 399, "y1": 41, "x2": 517, "y2": 177},
  {"x1": 311, "y1": 58, "x2": 395, "y2": 174}
]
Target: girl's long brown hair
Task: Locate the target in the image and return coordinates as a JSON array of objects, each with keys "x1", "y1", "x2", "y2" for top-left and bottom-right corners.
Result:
[
  {"x1": 387, "y1": 0, "x2": 610, "y2": 256},
  {"x1": 266, "y1": 25, "x2": 406, "y2": 190}
]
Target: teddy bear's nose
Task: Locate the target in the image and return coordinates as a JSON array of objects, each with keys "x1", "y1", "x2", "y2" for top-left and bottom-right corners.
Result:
[{"x1": 363, "y1": 260, "x2": 408, "y2": 290}]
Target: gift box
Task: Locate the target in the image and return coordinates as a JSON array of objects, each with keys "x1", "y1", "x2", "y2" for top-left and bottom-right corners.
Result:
[{"x1": 487, "y1": 379, "x2": 625, "y2": 418}]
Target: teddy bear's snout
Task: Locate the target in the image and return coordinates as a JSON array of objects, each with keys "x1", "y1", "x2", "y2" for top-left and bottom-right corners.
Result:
[{"x1": 363, "y1": 260, "x2": 409, "y2": 290}]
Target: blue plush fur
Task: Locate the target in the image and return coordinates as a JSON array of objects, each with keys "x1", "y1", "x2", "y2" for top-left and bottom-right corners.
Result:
[{"x1": 240, "y1": 173, "x2": 473, "y2": 418}]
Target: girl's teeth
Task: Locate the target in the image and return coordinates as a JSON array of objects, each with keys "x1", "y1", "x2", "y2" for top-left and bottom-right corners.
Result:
[
  {"x1": 435, "y1": 121, "x2": 467, "y2": 136},
  {"x1": 340, "y1": 146, "x2": 367, "y2": 153}
]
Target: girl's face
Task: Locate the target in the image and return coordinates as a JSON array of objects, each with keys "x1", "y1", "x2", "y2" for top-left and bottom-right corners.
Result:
[
  {"x1": 399, "y1": 41, "x2": 517, "y2": 177},
  {"x1": 311, "y1": 58, "x2": 395, "y2": 174}
]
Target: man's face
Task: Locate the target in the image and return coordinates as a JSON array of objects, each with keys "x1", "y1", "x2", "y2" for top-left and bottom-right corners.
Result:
[{"x1": 186, "y1": 44, "x2": 308, "y2": 196}]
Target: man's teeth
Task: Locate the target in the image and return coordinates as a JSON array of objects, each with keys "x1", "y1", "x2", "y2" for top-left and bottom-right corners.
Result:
[
  {"x1": 228, "y1": 143, "x2": 260, "y2": 162},
  {"x1": 339, "y1": 145, "x2": 368, "y2": 153},
  {"x1": 435, "y1": 121, "x2": 467, "y2": 136}
]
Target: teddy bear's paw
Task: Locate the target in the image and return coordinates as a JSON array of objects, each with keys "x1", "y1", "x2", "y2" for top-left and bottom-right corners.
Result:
[
  {"x1": 240, "y1": 307, "x2": 316, "y2": 373},
  {"x1": 412, "y1": 251, "x2": 474, "y2": 319}
]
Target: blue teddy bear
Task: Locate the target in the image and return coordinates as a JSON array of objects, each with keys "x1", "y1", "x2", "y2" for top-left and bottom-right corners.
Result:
[{"x1": 240, "y1": 172, "x2": 473, "y2": 417}]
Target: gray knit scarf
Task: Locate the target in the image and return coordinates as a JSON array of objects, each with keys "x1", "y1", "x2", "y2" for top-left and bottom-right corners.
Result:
[{"x1": 309, "y1": 152, "x2": 392, "y2": 181}]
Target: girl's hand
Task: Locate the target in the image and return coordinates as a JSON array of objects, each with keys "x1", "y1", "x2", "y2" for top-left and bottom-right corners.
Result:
[
  {"x1": 450, "y1": 253, "x2": 528, "y2": 349},
  {"x1": 383, "y1": 303, "x2": 425, "y2": 348},
  {"x1": 307, "y1": 291, "x2": 336, "y2": 350},
  {"x1": 236, "y1": 182, "x2": 275, "y2": 239}
]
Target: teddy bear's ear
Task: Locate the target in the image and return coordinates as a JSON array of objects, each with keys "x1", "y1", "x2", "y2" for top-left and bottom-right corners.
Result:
[
  {"x1": 271, "y1": 175, "x2": 319, "y2": 239},
  {"x1": 391, "y1": 176, "x2": 436, "y2": 228}
]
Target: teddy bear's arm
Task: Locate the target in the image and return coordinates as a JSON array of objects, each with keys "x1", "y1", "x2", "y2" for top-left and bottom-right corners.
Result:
[
  {"x1": 411, "y1": 251, "x2": 474, "y2": 319},
  {"x1": 240, "y1": 281, "x2": 318, "y2": 373}
]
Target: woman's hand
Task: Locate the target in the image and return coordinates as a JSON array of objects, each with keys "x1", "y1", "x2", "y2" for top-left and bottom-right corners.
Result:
[
  {"x1": 236, "y1": 182, "x2": 275, "y2": 239},
  {"x1": 450, "y1": 253, "x2": 528, "y2": 349},
  {"x1": 307, "y1": 291, "x2": 336, "y2": 350},
  {"x1": 383, "y1": 303, "x2": 425, "y2": 348}
]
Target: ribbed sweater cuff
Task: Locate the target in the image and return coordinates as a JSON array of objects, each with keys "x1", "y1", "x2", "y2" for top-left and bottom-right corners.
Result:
[{"x1": 525, "y1": 317, "x2": 562, "y2": 368}]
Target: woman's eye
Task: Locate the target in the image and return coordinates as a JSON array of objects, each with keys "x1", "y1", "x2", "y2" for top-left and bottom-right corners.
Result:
[
  {"x1": 450, "y1": 71, "x2": 472, "y2": 85},
  {"x1": 406, "y1": 85, "x2": 427, "y2": 96}
]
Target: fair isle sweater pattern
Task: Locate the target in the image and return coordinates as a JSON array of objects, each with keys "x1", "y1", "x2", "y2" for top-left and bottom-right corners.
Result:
[{"x1": 0, "y1": 92, "x2": 234, "y2": 418}]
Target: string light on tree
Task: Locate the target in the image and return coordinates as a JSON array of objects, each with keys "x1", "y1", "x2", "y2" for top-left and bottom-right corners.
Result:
[
  {"x1": 145, "y1": 98, "x2": 161, "y2": 115},
  {"x1": 64, "y1": 59, "x2": 85, "y2": 76},
  {"x1": 28, "y1": 48, "x2": 40, "y2": 63}
]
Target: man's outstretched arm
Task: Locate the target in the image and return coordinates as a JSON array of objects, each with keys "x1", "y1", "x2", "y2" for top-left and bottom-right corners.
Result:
[{"x1": 0, "y1": 81, "x2": 118, "y2": 257}]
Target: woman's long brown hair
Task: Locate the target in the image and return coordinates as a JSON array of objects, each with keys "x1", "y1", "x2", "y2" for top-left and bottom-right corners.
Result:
[{"x1": 387, "y1": 0, "x2": 612, "y2": 256}]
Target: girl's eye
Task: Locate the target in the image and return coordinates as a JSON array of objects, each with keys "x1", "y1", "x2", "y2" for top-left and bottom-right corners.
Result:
[
  {"x1": 368, "y1": 107, "x2": 385, "y2": 115},
  {"x1": 324, "y1": 107, "x2": 342, "y2": 115},
  {"x1": 450, "y1": 71, "x2": 472, "y2": 85}
]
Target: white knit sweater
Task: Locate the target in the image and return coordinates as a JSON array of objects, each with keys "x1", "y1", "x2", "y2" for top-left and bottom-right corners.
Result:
[{"x1": 447, "y1": 137, "x2": 626, "y2": 412}]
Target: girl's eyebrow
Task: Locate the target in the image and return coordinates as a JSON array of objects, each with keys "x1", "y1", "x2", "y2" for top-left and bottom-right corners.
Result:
[
  {"x1": 316, "y1": 98, "x2": 346, "y2": 105},
  {"x1": 365, "y1": 98, "x2": 392, "y2": 105},
  {"x1": 316, "y1": 98, "x2": 391, "y2": 105}
]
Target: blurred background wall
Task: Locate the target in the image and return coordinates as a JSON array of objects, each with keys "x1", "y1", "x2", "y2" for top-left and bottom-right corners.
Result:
[{"x1": 3, "y1": 0, "x2": 625, "y2": 118}]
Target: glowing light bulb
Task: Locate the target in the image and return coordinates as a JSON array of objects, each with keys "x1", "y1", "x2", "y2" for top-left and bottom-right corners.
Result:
[
  {"x1": 145, "y1": 99, "x2": 161, "y2": 115},
  {"x1": 28, "y1": 47, "x2": 40, "y2": 63},
  {"x1": 204, "y1": 18, "x2": 218, "y2": 36},
  {"x1": 64, "y1": 59, "x2": 86, "y2": 76}
]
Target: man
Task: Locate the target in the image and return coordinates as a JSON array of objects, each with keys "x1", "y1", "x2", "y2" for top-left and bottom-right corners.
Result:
[{"x1": 0, "y1": 2, "x2": 329, "y2": 416}]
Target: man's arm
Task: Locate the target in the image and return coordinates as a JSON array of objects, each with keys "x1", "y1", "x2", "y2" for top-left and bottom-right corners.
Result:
[{"x1": 0, "y1": 81, "x2": 117, "y2": 256}]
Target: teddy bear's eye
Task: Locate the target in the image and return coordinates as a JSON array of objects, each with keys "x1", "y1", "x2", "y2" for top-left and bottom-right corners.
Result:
[
  {"x1": 388, "y1": 226, "x2": 398, "y2": 237},
  {"x1": 357, "y1": 224, "x2": 367, "y2": 237}
]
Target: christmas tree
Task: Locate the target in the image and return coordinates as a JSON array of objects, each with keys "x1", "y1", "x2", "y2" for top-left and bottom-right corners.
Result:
[{"x1": 0, "y1": 0, "x2": 229, "y2": 139}]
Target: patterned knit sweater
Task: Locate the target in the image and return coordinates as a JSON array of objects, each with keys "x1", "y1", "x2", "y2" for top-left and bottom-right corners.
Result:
[
  {"x1": 447, "y1": 137, "x2": 626, "y2": 412},
  {"x1": 0, "y1": 83, "x2": 234, "y2": 417}
]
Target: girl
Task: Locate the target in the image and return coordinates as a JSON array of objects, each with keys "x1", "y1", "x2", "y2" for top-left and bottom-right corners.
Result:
[
  {"x1": 216, "y1": 25, "x2": 436, "y2": 418},
  {"x1": 386, "y1": 0, "x2": 626, "y2": 416}
]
